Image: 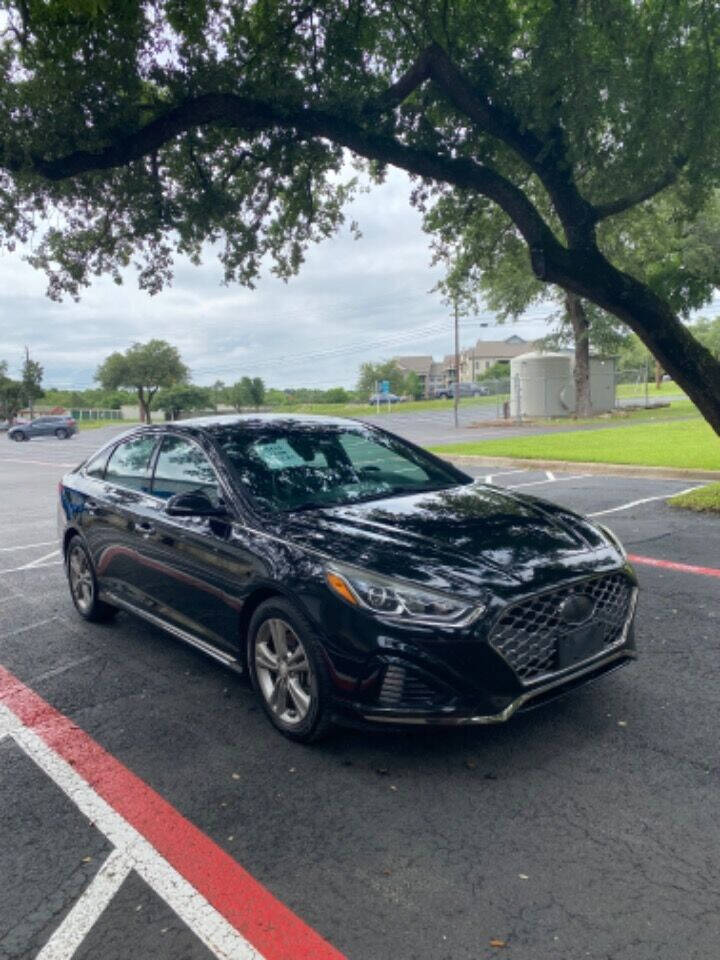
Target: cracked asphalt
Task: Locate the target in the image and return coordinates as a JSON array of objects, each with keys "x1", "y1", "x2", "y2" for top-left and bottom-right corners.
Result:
[{"x1": 0, "y1": 425, "x2": 718, "y2": 960}]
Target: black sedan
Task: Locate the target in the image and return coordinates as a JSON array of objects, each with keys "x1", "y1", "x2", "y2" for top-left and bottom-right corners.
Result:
[{"x1": 58, "y1": 415, "x2": 637, "y2": 742}]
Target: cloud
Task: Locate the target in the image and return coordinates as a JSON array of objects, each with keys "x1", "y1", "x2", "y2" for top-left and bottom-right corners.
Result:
[{"x1": 0, "y1": 168, "x2": 567, "y2": 390}]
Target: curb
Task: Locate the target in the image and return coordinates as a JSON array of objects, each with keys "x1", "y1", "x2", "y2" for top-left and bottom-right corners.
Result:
[{"x1": 436, "y1": 454, "x2": 720, "y2": 482}]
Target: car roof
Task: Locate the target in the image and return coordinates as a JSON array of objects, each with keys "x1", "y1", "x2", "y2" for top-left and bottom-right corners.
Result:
[{"x1": 146, "y1": 413, "x2": 363, "y2": 432}]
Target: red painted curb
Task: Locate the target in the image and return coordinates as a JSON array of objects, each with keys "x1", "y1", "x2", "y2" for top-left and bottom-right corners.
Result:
[
  {"x1": 629, "y1": 554, "x2": 720, "y2": 579},
  {"x1": 0, "y1": 665, "x2": 346, "y2": 960}
]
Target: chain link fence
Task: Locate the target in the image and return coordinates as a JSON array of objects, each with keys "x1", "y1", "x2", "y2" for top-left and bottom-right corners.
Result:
[{"x1": 69, "y1": 408, "x2": 123, "y2": 421}]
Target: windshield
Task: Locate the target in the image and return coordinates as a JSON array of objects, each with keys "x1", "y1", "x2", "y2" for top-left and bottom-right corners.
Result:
[{"x1": 212, "y1": 423, "x2": 470, "y2": 512}]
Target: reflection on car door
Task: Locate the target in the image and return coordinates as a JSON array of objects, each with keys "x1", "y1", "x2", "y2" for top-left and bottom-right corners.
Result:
[
  {"x1": 87, "y1": 433, "x2": 161, "y2": 610},
  {"x1": 140, "y1": 434, "x2": 259, "y2": 649}
]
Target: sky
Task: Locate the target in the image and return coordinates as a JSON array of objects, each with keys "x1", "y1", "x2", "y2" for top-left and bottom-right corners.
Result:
[{"x1": 0, "y1": 168, "x2": 565, "y2": 392}]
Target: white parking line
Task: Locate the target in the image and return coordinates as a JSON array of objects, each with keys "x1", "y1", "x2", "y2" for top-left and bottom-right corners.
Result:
[
  {"x1": 0, "y1": 541, "x2": 57, "y2": 553},
  {"x1": 483, "y1": 469, "x2": 528, "y2": 483},
  {"x1": 0, "y1": 706, "x2": 263, "y2": 960},
  {"x1": 507, "y1": 474, "x2": 590, "y2": 489},
  {"x1": 588, "y1": 486, "x2": 706, "y2": 517},
  {"x1": 35, "y1": 849, "x2": 133, "y2": 960},
  {"x1": 0, "y1": 459, "x2": 77, "y2": 467},
  {"x1": 0, "y1": 550, "x2": 62, "y2": 575}
]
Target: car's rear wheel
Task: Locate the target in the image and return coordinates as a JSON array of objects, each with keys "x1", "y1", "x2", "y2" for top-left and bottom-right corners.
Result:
[
  {"x1": 247, "y1": 598, "x2": 332, "y2": 742},
  {"x1": 55, "y1": 428, "x2": 68, "y2": 439},
  {"x1": 66, "y1": 536, "x2": 117, "y2": 623}
]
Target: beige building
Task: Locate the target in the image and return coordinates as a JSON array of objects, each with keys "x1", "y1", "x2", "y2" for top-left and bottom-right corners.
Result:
[
  {"x1": 393, "y1": 355, "x2": 446, "y2": 397},
  {"x1": 394, "y1": 336, "x2": 530, "y2": 397},
  {"x1": 458, "y1": 336, "x2": 530, "y2": 381}
]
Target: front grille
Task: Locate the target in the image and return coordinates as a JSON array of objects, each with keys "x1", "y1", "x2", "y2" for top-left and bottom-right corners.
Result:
[
  {"x1": 378, "y1": 665, "x2": 442, "y2": 706},
  {"x1": 488, "y1": 573, "x2": 633, "y2": 684}
]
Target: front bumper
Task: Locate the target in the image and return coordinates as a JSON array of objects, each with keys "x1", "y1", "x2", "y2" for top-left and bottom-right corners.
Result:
[
  {"x1": 353, "y1": 647, "x2": 635, "y2": 727},
  {"x1": 331, "y1": 583, "x2": 638, "y2": 729}
]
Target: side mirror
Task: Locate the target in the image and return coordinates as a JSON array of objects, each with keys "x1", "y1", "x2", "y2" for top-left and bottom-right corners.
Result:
[{"x1": 165, "y1": 490, "x2": 227, "y2": 517}]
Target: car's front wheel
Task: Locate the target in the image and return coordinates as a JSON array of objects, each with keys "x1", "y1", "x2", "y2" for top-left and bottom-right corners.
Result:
[
  {"x1": 247, "y1": 598, "x2": 332, "y2": 742},
  {"x1": 12, "y1": 432, "x2": 26, "y2": 442},
  {"x1": 66, "y1": 536, "x2": 118, "y2": 623}
]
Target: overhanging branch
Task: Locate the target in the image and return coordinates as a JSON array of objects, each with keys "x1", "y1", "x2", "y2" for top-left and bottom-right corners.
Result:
[
  {"x1": 0, "y1": 90, "x2": 562, "y2": 259},
  {"x1": 594, "y1": 156, "x2": 687, "y2": 220},
  {"x1": 371, "y1": 43, "x2": 597, "y2": 245}
]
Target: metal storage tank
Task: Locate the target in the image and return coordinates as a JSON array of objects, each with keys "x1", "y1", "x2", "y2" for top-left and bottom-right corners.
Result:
[
  {"x1": 587, "y1": 356, "x2": 616, "y2": 413},
  {"x1": 510, "y1": 352, "x2": 574, "y2": 417}
]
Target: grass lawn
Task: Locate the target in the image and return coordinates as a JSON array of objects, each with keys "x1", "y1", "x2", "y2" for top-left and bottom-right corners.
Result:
[
  {"x1": 668, "y1": 483, "x2": 720, "y2": 513},
  {"x1": 266, "y1": 395, "x2": 500, "y2": 417},
  {"x1": 77, "y1": 419, "x2": 138, "y2": 430},
  {"x1": 431, "y1": 419, "x2": 720, "y2": 471},
  {"x1": 616, "y1": 381, "x2": 686, "y2": 399},
  {"x1": 533, "y1": 397, "x2": 699, "y2": 427}
]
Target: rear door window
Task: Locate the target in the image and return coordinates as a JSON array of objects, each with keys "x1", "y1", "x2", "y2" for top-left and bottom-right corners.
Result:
[{"x1": 105, "y1": 435, "x2": 157, "y2": 493}]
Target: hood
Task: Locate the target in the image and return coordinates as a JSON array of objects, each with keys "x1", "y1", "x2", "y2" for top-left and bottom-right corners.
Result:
[{"x1": 281, "y1": 483, "x2": 622, "y2": 597}]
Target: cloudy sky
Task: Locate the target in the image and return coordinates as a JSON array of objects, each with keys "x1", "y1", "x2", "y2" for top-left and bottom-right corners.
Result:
[{"x1": 0, "y1": 169, "x2": 573, "y2": 391}]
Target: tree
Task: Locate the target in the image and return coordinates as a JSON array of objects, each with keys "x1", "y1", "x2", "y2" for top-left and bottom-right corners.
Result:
[
  {"x1": 21, "y1": 346, "x2": 44, "y2": 417},
  {"x1": 323, "y1": 387, "x2": 350, "y2": 404},
  {"x1": 229, "y1": 377, "x2": 266, "y2": 411},
  {"x1": 693, "y1": 317, "x2": 720, "y2": 361},
  {"x1": 357, "y1": 361, "x2": 406, "y2": 397},
  {"x1": 96, "y1": 340, "x2": 188, "y2": 424},
  {"x1": 152, "y1": 384, "x2": 213, "y2": 420},
  {"x1": 0, "y1": 360, "x2": 23, "y2": 421},
  {"x1": 430, "y1": 189, "x2": 720, "y2": 415},
  {"x1": 2, "y1": 4, "x2": 720, "y2": 432},
  {"x1": 403, "y1": 371, "x2": 424, "y2": 401}
]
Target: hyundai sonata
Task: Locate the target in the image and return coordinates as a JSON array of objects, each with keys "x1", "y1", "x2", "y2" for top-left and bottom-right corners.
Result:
[{"x1": 58, "y1": 415, "x2": 637, "y2": 741}]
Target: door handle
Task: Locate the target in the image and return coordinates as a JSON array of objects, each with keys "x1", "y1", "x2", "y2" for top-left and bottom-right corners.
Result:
[
  {"x1": 136, "y1": 521, "x2": 156, "y2": 537},
  {"x1": 85, "y1": 498, "x2": 99, "y2": 516}
]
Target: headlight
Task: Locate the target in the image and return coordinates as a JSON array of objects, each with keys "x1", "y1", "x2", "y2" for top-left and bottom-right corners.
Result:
[
  {"x1": 325, "y1": 562, "x2": 485, "y2": 627},
  {"x1": 597, "y1": 523, "x2": 627, "y2": 560}
]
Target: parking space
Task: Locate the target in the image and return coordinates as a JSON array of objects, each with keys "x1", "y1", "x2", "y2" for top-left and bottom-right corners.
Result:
[{"x1": 1, "y1": 429, "x2": 719, "y2": 960}]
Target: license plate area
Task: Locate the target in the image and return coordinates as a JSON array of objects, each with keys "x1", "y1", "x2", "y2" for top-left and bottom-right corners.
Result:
[{"x1": 557, "y1": 623, "x2": 605, "y2": 670}]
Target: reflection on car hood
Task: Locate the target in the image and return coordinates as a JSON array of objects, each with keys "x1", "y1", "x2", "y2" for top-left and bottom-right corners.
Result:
[{"x1": 282, "y1": 483, "x2": 622, "y2": 596}]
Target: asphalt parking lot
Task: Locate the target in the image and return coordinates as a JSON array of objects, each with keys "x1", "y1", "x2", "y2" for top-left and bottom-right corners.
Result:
[{"x1": 1, "y1": 426, "x2": 719, "y2": 960}]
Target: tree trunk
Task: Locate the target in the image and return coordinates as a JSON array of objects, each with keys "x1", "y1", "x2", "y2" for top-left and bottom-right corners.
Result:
[
  {"x1": 565, "y1": 293, "x2": 592, "y2": 417},
  {"x1": 137, "y1": 387, "x2": 152, "y2": 424},
  {"x1": 541, "y1": 247, "x2": 720, "y2": 435},
  {"x1": 655, "y1": 359, "x2": 663, "y2": 389}
]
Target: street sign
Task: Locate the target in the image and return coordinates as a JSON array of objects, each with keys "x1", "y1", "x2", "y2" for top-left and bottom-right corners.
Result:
[{"x1": 380, "y1": 380, "x2": 390, "y2": 394}]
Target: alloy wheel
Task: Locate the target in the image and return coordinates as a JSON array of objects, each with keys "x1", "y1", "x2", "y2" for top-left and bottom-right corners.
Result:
[
  {"x1": 68, "y1": 545, "x2": 94, "y2": 614},
  {"x1": 254, "y1": 618, "x2": 314, "y2": 725}
]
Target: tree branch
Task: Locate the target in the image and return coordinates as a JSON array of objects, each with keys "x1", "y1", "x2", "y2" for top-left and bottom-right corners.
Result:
[
  {"x1": 0, "y1": 91, "x2": 562, "y2": 261},
  {"x1": 594, "y1": 157, "x2": 687, "y2": 220},
  {"x1": 370, "y1": 43, "x2": 597, "y2": 246}
]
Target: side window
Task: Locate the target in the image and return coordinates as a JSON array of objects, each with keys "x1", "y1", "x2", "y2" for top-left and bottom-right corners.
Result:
[
  {"x1": 105, "y1": 435, "x2": 157, "y2": 493},
  {"x1": 152, "y1": 435, "x2": 220, "y2": 504},
  {"x1": 85, "y1": 449, "x2": 111, "y2": 480}
]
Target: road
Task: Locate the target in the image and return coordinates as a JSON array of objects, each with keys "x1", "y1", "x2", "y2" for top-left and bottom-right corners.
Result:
[{"x1": 0, "y1": 426, "x2": 718, "y2": 960}]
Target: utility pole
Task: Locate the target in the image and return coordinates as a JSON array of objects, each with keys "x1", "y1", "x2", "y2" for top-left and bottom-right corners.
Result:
[
  {"x1": 453, "y1": 299, "x2": 460, "y2": 429},
  {"x1": 24, "y1": 346, "x2": 34, "y2": 419}
]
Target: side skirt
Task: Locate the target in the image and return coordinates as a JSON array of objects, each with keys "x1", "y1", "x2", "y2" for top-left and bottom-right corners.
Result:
[{"x1": 101, "y1": 591, "x2": 243, "y2": 674}]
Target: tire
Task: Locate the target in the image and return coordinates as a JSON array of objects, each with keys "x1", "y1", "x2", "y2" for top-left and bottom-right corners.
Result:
[
  {"x1": 12, "y1": 432, "x2": 26, "y2": 442},
  {"x1": 55, "y1": 428, "x2": 68, "y2": 439},
  {"x1": 247, "y1": 598, "x2": 333, "y2": 743},
  {"x1": 65, "y1": 536, "x2": 118, "y2": 623}
]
